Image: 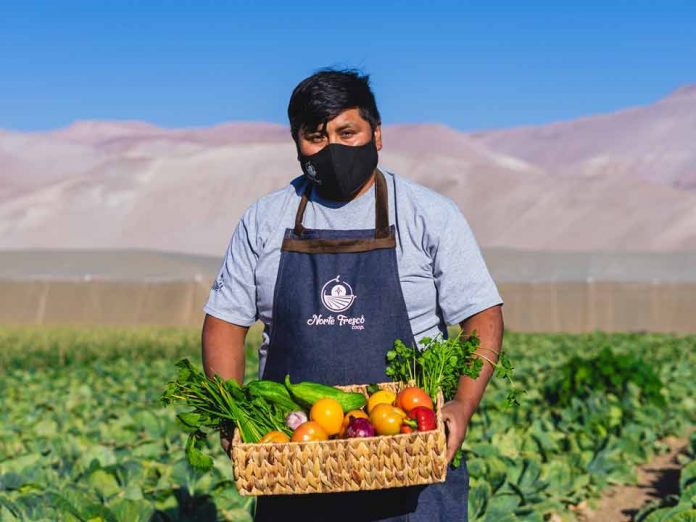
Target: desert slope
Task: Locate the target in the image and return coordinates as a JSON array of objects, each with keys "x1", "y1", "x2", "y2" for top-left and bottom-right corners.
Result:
[
  {"x1": 1, "y1": 86, "x2": 695, "y2": 255},
  {"x1": 470, "y1": 85, "x2": 696, "y2": 189}
]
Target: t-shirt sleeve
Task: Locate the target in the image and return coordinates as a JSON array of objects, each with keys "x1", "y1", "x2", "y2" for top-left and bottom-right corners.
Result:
[
  {"x1": 203, "y1": 205, "x2": 259, "y2": 327},
  {"x1": 430, "y1": 200, "x2": 503, "y2": 325}
]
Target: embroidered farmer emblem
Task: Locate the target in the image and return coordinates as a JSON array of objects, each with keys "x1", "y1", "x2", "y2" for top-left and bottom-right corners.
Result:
[{"x1": 321, "y1": 276, "x2": 356, "y2": 312}]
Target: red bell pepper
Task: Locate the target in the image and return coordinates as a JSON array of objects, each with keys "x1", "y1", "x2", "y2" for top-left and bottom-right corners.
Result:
[{"x1": 403, "y1": 406, "x2": 436, "y2": 432}]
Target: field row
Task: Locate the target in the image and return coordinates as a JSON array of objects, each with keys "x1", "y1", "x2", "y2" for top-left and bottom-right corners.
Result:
[{"x1": 0, "y1": 327, "x2": 694, "y2": 521}]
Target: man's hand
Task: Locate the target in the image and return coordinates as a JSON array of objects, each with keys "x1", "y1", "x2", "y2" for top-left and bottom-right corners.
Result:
[
  {"x1": 219, "y1": 423, "x2": 234, "y2": 458},
  {"x1": 441, "y1": 398, "x2": 470, "y2": 463},
  {"x1": 440, "y1": 304, "x2": 504, "y2": 463}
]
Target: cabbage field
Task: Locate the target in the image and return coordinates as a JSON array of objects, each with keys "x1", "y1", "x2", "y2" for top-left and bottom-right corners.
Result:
[{"x1": 0, "y1": 326, "x2": 694, "y2": 521}]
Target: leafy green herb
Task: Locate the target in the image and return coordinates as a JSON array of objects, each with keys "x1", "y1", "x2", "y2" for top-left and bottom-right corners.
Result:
[
  {"x1": 386, "y1": 332, "x2": 522, "y2": 470},
  {"x1": 451, "y1": 448, "x2": 463, "y2": 469},
  {"x1": 161, "y1": 358, "x2": 292, "y2": 471},
  {"x1": 386, "y1": 331, "x2": 521, "y2": 406}
]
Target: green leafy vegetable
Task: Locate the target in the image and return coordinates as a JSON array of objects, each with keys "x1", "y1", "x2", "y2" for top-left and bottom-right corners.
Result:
[
  {"x1": 2, "y1": 326, "x2": 694, "y2": 521},
  {"x1": 184, "y1": 430, "x2": 214, "y2": 472},
  {"x1": 386, "y1": 331, "x2": 521, "y2": 406},
  {"x1": 160, "y1": 358, "x2": 292, "y2": 471},
  {"x1": 544, "y1": 347, "x2": 666, "y2": 408},
  {"x1": 386, "y1": 332, "x2": 522, "y2": 470}
]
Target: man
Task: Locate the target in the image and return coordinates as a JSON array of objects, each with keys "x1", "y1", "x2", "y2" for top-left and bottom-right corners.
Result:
[{"x1": 202, "y1": 68, "x2": 504, "y2": 521}]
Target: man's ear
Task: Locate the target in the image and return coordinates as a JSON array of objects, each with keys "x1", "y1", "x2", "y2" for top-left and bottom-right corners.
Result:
[{"x1": 374, "y1": 125, "x2": 382, "y2": 151}]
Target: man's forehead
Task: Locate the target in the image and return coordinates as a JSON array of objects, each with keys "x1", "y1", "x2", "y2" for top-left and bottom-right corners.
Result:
[{"x1": 304, "y1": 108, "x2": 367, "y2": 133}]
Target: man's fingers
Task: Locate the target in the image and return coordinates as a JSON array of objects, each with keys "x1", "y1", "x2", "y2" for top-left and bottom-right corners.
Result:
[
  {"x1": 443, "y1": 416, "x2": 459, "y2": 462},
  {"x1": 219, "y1": 430, "x2": 233, "y2": 457},
  {"x1": 441, "y1": 401, "x2": 470, "y2": 463}
]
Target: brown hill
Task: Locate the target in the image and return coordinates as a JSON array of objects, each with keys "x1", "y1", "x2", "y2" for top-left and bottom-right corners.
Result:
[{"x1": 1, "y1": 86, "x2": 695, "y2": 255}]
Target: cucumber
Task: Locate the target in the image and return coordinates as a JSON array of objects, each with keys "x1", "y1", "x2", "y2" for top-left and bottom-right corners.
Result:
[
  {"x1": 245, "y1": 380, "x2": 302, "y2": 412},
  {"x1": 284, "y1": 375, "x2": 367, "y2": 412}
]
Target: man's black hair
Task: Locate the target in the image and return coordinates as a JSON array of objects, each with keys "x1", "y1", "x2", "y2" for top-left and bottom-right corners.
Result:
[{"x1": 287, "y1": 68, "x2": 381, "y2": 142}]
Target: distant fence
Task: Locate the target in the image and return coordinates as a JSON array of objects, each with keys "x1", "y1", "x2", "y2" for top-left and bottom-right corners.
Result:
[{"x1": 2, "y1": 279, "x2": 694, "y2": 333}]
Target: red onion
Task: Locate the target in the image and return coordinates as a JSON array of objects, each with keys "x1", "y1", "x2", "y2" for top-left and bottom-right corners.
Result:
[{"x1": 345, "y1": 417, "x2": 376, "y2": 438}]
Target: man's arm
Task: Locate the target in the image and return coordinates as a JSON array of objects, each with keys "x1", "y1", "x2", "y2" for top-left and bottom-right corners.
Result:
[
  {"x1": 201, "y1": 314, "x2": 249, "y2": 456},
  {"x1": 441, "y1": 304, "x2": 504, "y2": 462},
  {"x1": 201, "y1": 313, "x2": 248, "y2": 383}
]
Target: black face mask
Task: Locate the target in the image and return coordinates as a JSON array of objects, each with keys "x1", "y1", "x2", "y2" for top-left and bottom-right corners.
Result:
[{"x1": 298, "y1": 139, "x2": 378, "y2": 201}]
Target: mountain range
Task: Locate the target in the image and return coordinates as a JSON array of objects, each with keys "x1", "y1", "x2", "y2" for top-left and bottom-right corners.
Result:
[{"x1": 1, "y1": 85, "x2": 695, "y2": 256}]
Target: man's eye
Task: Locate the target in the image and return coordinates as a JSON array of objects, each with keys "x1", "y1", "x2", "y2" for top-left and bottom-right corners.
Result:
[
  {"x1": 308, "y1": 135, "x2": 325, "y2": 143},
  {"x1": 341, "y1": 131, "x2": 355, "y2": 138}
]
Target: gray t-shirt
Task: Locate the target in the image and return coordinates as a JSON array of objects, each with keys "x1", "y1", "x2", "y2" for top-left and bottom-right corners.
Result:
[{"x1": 204, "y1": 167, "x2": 503, "y2": 378}]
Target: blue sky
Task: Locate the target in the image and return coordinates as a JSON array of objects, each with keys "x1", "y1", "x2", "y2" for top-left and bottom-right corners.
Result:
[{"x1": 1, "y1": 0, "x2": 695, "y2": 132}]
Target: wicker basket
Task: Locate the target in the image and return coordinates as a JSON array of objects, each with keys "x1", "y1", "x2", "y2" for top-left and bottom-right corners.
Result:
[{"x1": 231, "y1": 381, "x2": 447, "y2": 496}]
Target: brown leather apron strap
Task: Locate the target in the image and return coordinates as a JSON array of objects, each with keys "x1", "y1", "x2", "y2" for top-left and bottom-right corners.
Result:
[
  {"x1": 292, "y1": 182, "x2": 312, "y2": 237},
  {"x1": 374, "y1": 168, "x2": 390, "y2": 239},
  {"x1": 284, "y1": 169, "x2": 395, "y2": 253},
  {"x1": 281, "y1": 235, "x2": 396, "y2": 254}
]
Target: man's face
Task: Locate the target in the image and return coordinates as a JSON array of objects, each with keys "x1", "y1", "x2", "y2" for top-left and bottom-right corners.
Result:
[{"x1": 297, "y1": 108, "x2": 383, "y2": 156}]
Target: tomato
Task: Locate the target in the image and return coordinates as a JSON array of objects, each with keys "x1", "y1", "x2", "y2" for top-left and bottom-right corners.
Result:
[
  {"x1": 396, "y1": 387, "x2": 433, "y2": 413},
  {"x1": 291, "y1": 421, "x2": 329, "y2": 442},
  {"x1": 309, "y1": 398, "x2": 344, "y2": 436},
  {"x1": 369, "y1": 403, "x2": 406, "y2": 435},
  {"x1": 367, "y1": 390, "x2": 396, "y2": 414},
  {"x1": 339, "y1": 409, "x2": 370, "y2": 437},
  {"x1": 258, "y1": 430, "x2": 290, "y2": 443}
]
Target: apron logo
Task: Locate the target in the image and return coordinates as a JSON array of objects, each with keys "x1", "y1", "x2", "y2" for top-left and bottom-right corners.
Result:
[{"x1": 321, "y1": 276, "x2": 356, "y2": 313}]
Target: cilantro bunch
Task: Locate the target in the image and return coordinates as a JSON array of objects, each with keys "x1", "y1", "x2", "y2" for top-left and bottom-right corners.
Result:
[
  {"x1": 386, "y1": 331, "x2": 521, "y2": 407},
  {"x1": 386, "y1": 332, "x2": 521, "y2": 469}
]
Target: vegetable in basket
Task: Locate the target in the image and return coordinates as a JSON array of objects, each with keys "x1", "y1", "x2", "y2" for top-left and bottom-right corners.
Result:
[
  {"x1": 246, "y1": 379, "x2": 303, "y2": 412},
  {"x1": 396, "y1": 387, "x2": 433, "y2": 413},
  {"x1": 385, "y1": 332, "x2": 520, "y2": 407},
  {"x1": 291, "y1": 421, "x2": 329, "y2": 442},
  {"x1": 339, "y1": 410, "x2": 369, "y2": 437},
  {"x1": 369, "y1": 403, "x2": 407, "y2": 435},
  {"x1": 160, "y1": 359, "x2": 294, "y2": 471},
  {"x1": 385, "y1": 332, "x2": 522, "y2": 468},
  {"x1": 367, "y1": 389, "x2": 396, "y2": 413},
  {"x1": 310, "y1": 398, "x2": 344, "y2": 436},
  {"x1": 345, "y1": 417, "x2": 376, "y2": 438},
  {"x1": 403, "y1": 406, "x2": 436, "y2": 432},
  {"x1": 259, "y1": 431, "x2": 291, "y2": 443},
  {"x1": 285, "y1": 410, "x2": 308, "y2": 430},
  {"x1": 284, "y1": 375, "x2": 366, "y2": 411}
]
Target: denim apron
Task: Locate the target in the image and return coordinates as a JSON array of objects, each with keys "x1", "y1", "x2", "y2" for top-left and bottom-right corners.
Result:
[{"x1": 256, "y1": 170, "x2": 469, "y2": 521}]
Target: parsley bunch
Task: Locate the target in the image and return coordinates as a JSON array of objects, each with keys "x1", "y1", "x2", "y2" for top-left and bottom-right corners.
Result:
[
  {"x1": 386, "y1": 332, "x2": 521, "y2": 469},
  {"x1": 385, "y1": 331, "x2": 521, "y2": 407}
]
